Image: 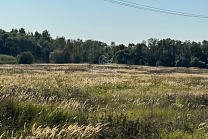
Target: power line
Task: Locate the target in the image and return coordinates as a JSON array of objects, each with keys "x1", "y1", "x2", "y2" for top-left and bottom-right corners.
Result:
[
  {"x1": 102, "y1": 0, "x2": 208, "y2": 19},
  {"x1": 103, "y1": 0, "x2": 208, "y2": 18},
  {"x1": 118, "y1": 0, "x2": 203, "y2": 17}
]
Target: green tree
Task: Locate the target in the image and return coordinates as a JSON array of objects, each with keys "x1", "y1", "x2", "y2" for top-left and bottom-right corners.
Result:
[
  {"x1": 49, "y1": 50, "x2": 64, "y2": 63},
  {"x1": 81, "y1": 40, "x2": 92, "y2": 62},
  {"x1": 19, "y1": 28, "x2": 26, "y2": 34},
  {"x1": 190, "y1": 42, "x2": 202, "y2": 60},
  {"x1": 34, "y1": 31, "x2": 41, "y2": 41},
  {"x1": 201, "y1": 40, "x2": 208, "y2": 62},
  {"x1": 115, "y1": 48, "x2": 130, "y2": 64},
  {"x1": 41, "y1": 48, "x2": 50, "y2": 63},
  {"x1": 156, "y1": 60, "x2": 163, "y2": 67},
  {"x1": 132, "y1": 43, "x2": 148, "y2": 65},
  {"x1": 42, "y1": 30, "x2": 51, "y2": 41},
  {"x1": 17, "y1": 51, "x2": 34, "y2": 64},
  {"x1": 147, "y1": 38, "x2": 159, "y2": 66},
  {"x1": 175, "y1": 58, "x2": 190, "y2": 67},
  {"x1": 54, "y1": 37, "x2": 66, "y2": 50}
]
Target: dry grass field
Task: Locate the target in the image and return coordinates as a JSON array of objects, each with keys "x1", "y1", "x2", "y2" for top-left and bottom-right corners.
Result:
[{"x1": 1, "y1": 64, "x2": 208, "y2": 138}]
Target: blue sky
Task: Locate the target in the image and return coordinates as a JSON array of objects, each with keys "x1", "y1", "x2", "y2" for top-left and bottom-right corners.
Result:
[{"x1": 0, "y1": 0, "x2": 208, "y2": 45}]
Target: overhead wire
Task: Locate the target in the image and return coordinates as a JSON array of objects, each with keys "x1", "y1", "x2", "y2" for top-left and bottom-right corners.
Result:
[{"x1": 102, "y1": 0, "x2": 208, "y2": 18}]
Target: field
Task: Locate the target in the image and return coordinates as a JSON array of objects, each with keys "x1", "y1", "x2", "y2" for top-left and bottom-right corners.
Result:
[{"x1": 1, "y1": 64, "x2": 208, "y2": 138}]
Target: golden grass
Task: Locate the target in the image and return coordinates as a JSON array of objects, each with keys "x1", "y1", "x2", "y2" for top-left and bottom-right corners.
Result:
[
  {"x1": 25, "y1": 122, "x2": 108, "y2": 139},
  {"x1": 1, "y1": 64, "x2": 208, "y2": 138}
]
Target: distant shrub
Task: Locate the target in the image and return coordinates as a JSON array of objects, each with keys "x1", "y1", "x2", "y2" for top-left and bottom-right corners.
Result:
[
  {"x1": 0, "y1": 54, "x2": 17, "y2": 64},
  {"x1": 17, "y1": 51, "x2": 34, "y2": 64},
  {"x1": 156, "y1": 60, "x2": 163, "y2": 67}
]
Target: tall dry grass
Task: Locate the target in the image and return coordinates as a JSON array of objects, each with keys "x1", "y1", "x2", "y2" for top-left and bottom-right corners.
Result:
[{"x1": 1, "y1": 64, "x2": 208, "y2": 138}]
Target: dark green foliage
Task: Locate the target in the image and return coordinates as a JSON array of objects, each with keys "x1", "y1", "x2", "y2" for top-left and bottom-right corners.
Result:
[
  {"x1": 0, "y1": 28, "x2": 208, "y2": 67},
  {"x1": 17, "y1": 51, "x2": 34, "y2": 64},
  {"x1": 73, "y1": 54, "x2": 83, "y2": 63},
  {"x1": 175, "y1": 58, "x2": 190, "y2": 67},
  {"x1": 0, "y1": 54, "x2": 17, "y2": 64},
  {"x1": 19, "y1": 28, "x2": 26, "y2": 34},
  {"x1": 115, "y1": 48, "x2": 131, "y2": 64},
  {"x1": 49, "y1": 50, "x2": 65, "y2": 63},
  {"x1": 191, "y1": 57, "x2": 200, "y2": 67},
  {"x1": 41, "y1": 48, "x2": 50, "y2": 63},
  {"x1": 42, "y1": 30, "x2": 51, "y2": 41}
]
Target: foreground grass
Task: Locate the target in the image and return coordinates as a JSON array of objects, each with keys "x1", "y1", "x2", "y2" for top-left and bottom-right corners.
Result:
[{"x1": 0, "y1": 64, "x2": 208, "y2": 138}]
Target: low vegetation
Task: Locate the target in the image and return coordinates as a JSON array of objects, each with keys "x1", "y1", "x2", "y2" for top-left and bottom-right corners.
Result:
[
  {"x1": 0, "y1": 54, "x2": 17, "y2": 64},
  {"x1": 1, "y1": 64, "x2": 208, "y2": 138}
]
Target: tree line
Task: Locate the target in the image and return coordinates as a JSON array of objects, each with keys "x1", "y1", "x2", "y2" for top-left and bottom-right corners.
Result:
[{"x1": 0, "y1": 28, "x2": 208, "y2": 68}]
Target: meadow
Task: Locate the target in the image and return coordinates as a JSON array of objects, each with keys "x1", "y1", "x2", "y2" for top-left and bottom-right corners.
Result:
[{"x1": 1, "y1": 64, "x2": 208, "y2": 138}]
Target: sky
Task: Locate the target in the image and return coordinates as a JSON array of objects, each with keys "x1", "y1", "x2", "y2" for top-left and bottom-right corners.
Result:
[{"x1": 0, "y1": 0, "x2": 208, "y2": 45}]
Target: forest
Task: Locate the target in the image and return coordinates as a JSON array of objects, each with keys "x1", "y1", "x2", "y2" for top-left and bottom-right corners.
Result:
[{"x1": 0, "y1": 28, "x2": 208, "y2": 68}]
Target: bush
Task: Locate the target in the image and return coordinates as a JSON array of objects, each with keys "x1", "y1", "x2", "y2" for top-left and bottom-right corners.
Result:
[
  {"x1": 17, "y1": 51, "x2": 34, "y2": 64},
  {"x1": 0, "y1": 54, "x2": 17, "y2": 64}
]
